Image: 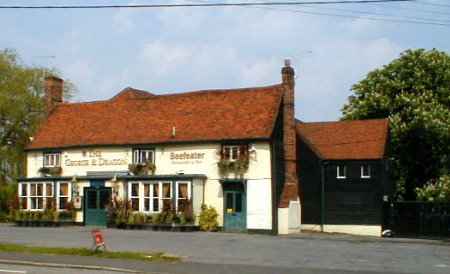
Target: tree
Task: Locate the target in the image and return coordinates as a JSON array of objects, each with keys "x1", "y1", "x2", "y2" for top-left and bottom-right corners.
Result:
[
  {"x1": 0, "y1": 49, "x2": 76, "y2": 185},
  {"x1": 342, "y1": 49, "x2": 450, "y2": 200}
]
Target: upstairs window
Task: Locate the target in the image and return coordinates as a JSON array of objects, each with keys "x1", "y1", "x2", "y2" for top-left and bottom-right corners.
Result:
[
  {"x1": 133, "y1": 149, "x2": 154, "y2": 164},
  {"x1": 361, "y1": 164, "x2": 371, "y2": 179},
  {"x1": 44, "y1": 152, "x2": 61, "y2": 167},
  {"x1": 221, "y1": 144, "x2": 248, "y2": 161},
  {"x1": 336, "y1": 165, "x2": 347, "y2": 179}
]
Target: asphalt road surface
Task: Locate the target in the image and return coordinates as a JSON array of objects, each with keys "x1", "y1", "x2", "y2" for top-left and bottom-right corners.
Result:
[
  {"x1": 0, "y1": 263, "x2": 115, "y2": 274},
  {"x1": 1, "y1": 224, "x2": 449, "y2": 274}
]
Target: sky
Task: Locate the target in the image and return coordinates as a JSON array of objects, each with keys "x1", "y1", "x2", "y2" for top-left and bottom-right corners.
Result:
[{"x1": 1, "y1": 0, "x2": 449, "y2": 121}]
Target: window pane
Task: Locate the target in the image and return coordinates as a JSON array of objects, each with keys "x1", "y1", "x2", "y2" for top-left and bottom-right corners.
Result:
[
  {"x1": 178, "y1": 183, "x2": 188, "y2": 199},
  {"x1": 131, "y1": 183, "x2": 139, "y2": 197},
  {"x1": 223, "y1": 147, "x2": 230, "y2": 160},
  {"x1": 235, "y1": 193, "x2": 242, "y2": 213},
  {"x1": 131, "y1": 198, "x2": 139, "y2": 211},
  {"x1": 226, "y1": 193, "x2": 233, "y2": 210},
  {"x1": 37, "y1": 198, "x2": 43, "y2": 209},
  {"x1": 21, "y1": 184, "x2": 27, "y2": 196},
  {"x1": 144, "y1": 184, "x2": 150, "y2": 197},
  {"x1": 153, "y1": 198, "x2": 159, "y2": 212},
  {"x1": 59, "y1": 183, "x2": 68, "y2": 196},
  {"x1": 162, "y1": 199, "x2": 172, "y2": 211},
  {"x1": 30, "y1": 184, "x2": 36, "y2": 196},
  {"x1": 153, "y1": 184, "x2": 159, "y2": 198},
  {"x1": 46, "y1": 184, "x2": 53, "y2": 197},
  {"x1": 144, "y1": 198, "x2": 150, "y2": 211},
  {"x1": 37, "y1": 184, "x2": 43, "y2": 196},
  {"x1": 162, "y1": 183, "x2": 171, "y2": 198},
  {"x1": 231, "y1": 146, "x2": 239, "y2": 160},
  {"x1": 87, "y1": 191, "x2": 97, "y2": 209},
  {"x1": 20, "y1": 198, "x2": 27, "y2": 209},
  {"x1": 30, "y1": 198, "x2": 36, "y2": 209},
  {"x1": 59, "y1": 197, "x2": 68, "y2": 210}
]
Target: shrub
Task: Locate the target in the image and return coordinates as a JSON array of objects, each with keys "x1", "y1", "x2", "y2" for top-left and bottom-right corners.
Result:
[
  {"x1": 416, "y1": 174, "x2": 450, "y2": 202},
  {"x1": 198, "y1": 205, "x2": 218, "y2": 232}
]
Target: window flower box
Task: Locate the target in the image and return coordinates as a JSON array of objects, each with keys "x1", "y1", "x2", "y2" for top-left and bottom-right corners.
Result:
[
  {"x1": 128, "y1": 161, "x2": 156, "y2": 176},
  {"x1": 38, "y1": 166, "x2": 62, "y2": 177}
]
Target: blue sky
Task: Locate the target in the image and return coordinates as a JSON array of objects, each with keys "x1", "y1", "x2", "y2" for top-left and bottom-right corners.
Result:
[{"x1": 1, "y1": 0, "x2": 449, "y2": 121}]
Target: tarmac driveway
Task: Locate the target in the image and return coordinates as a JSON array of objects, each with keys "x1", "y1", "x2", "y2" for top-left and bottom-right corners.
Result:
[{"x1": 0, "y1": 224, "x2": 449, "y2": 274}]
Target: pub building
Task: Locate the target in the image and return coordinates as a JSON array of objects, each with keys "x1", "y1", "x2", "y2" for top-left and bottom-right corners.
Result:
[{"x1": 18, "y1": 61, "x2": 301, "y2": 234}]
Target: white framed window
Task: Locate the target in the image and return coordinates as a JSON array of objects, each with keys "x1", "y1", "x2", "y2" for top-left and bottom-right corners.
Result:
[
  {"x1": 176, "y1": 181, "x2": 191, "y2": 212},
  {"x1": 20, "y1": 182, "x2": 54, "y2": 210},
  {"x1": 43, "y1": 152, "x2": 61, "y2": 167},
  {"x1": 143, "y1": 183, "x2": 162, "y2": 213},
  {"x1": 336, "y1": 165, "x2": 347, "y2": 179},
  {"x1": 130, "y1": 181, "x2": 171, "y2": 213},
  {"x1": 57, "y1": 182, "x2": 71, "y2": 210},
  {"x1": 18, "y1": 183, "x2": 28, "y2": 210},
  {"x1": 222, "y1": 145, "x2": 240, "y2": 161},
  {"x1": 133, "y1": 149, "x2": 154, "y2": 164},
  {"x1": 129, "y1": 183, "x2": 140, "y2": 211},
  {"x1": 161, "y1": 182, "x2": 172, "y2": 211},
  {"x1": 361, "y1": 164, "x2": 371, "y2": 179}
]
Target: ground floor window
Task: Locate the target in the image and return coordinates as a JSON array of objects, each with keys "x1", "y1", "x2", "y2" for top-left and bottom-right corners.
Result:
[
  {"x1": 128, "y1": 181, "x2": 190, "y2": 213},
  {"x1": 57, "y1": 182, "x2": 70, "y2": 210},
  {"x1": 18, "y1": 182, "x2": 70, "y2": 211}
]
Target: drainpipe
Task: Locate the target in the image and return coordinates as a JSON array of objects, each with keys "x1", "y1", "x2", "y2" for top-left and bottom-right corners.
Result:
[{"x1": 320, "y1": 161, "x2": 328, "y2": 232}]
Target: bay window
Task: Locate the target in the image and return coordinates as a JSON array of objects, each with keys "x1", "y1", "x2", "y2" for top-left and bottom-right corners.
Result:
[
  {"x1": 128, "y1": 181, "x2": 191, "y2": 213},
  {"x1": 18, "y1": 182, "x2": 71, "y2": 211}
]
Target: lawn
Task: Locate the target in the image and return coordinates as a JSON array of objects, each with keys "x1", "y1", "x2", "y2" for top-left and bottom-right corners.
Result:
[{"x1": 0, "y1": 242, "x2": 179, "y2": 262}]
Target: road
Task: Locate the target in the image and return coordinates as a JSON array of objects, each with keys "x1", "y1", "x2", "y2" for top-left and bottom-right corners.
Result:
[
  {"x1": 0, "y1": 263, "x2": 115, "y2": 274},
  {"x1": 0, "y1": 224, "x2": 449, "y2": 274}
]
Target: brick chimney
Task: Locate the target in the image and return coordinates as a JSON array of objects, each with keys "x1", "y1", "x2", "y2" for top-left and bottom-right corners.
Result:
[
  {"x1": 44, "y1": 76, "x2": 63, "y2": 114},
  {"x1": 279, "y1": 59, "x2": 299, "y2": 208}
]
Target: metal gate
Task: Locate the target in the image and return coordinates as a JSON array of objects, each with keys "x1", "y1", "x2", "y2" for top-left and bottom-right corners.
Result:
[{"x1": 383, "y1": 202, "x2": 450, "y2": 237}]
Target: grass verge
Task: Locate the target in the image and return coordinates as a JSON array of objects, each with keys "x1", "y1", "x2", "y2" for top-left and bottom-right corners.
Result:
[{"x1": 0, "y1": 242, "x2": 179, "y2": 262}]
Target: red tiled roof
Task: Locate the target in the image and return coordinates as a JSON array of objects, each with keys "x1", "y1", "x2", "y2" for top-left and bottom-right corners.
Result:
[
  {"x1": 27, "y1": 85, "x2": 284, "y2": 150},
  {"x1": 296, "y1": 119, "x2": 389, "y2": 160}
]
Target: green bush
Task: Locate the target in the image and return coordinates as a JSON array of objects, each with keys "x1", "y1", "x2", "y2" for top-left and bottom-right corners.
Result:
[
  {"x1": 0, "y1": 184, "x2": 17, "y2": 220},
  {"x1": 416, "y1": 174, "x2": 450, "y2": 202},
  {"x1": 198, "y1": 205, "x2": 218, "y2": 232}
]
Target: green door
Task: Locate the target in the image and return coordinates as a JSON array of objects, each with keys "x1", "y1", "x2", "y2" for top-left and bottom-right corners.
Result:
[
  {"x1": 224, "y1": 190, "x2": 246, "y2": 232},
  {"x1": 84, "y1": 187, "x2": 111, "y2": 226}
]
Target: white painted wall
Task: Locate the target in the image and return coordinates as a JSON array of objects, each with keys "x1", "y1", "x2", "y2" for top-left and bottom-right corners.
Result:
[{"x1": 26, "y1": 142, "x2": 273, "y2": 229}]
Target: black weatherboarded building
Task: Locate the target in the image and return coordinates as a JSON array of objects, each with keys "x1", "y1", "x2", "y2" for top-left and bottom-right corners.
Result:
[{"x1": 296, "y1": 119, "x2": 393, "y2": 236}]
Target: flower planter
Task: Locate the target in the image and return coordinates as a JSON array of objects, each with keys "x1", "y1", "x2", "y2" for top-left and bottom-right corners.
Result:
[{"x1": 107, "y1": 222, "x2": 198, "y2": 231}]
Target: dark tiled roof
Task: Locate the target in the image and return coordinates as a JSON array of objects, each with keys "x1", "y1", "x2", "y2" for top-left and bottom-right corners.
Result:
[
  {"x1": 296, "y1": 119, "x2": 389, "y2": 160},
  {"x1": 27, "y1": 85, "x2": 284, "y2": 150}
]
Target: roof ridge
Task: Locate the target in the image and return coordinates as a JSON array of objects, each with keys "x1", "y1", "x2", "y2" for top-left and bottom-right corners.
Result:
[
  {"x1": 56, "y1": 84, "x2": 284, "y2": 107},
  {"x1": 299, "y1": 118, "x2": 388, "y2": 125},
  {"x1": 152, "y1": 84, "x2": 284, "y2": 99}
]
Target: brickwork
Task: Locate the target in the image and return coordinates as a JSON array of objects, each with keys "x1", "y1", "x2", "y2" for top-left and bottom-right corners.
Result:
[
  {"x1": 279, "y1": 61, "x2": 299, "y2": 208},
  {"x1": 44, "y1": 76, "x2": 63, "y2": 114}
]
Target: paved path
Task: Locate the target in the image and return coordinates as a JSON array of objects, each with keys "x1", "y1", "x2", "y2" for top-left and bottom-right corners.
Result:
[{"x1": 0, "y1": 224, "x2": 449, "y2": 274}]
